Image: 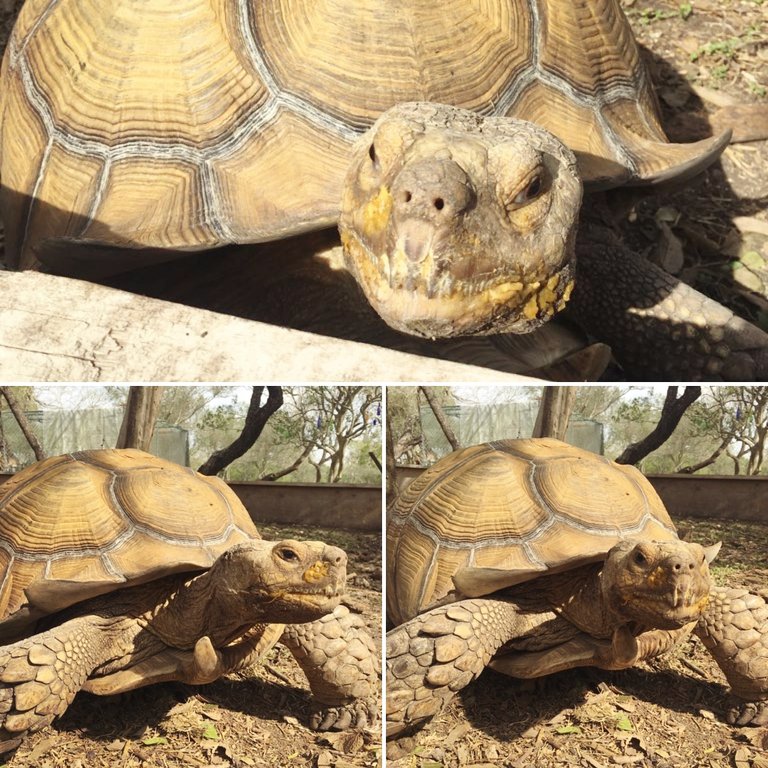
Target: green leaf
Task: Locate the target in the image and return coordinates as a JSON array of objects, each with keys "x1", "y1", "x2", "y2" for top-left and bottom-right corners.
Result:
[
  {"x1": 679, "y1": 3, "x2": 693, "y2": 19},
  {"x1": 616, "y1": 714, "x2": 633, "y2": 732},
  {"x1": 741, "y1": 251, "x2": 766, "y2": 270},
  {"x1": 555, "y1": 725, "x2": 582, "y2": 735},
  {"x1": 202, "y1": 723, "x2": 220, "y2": 741},
  {"x1": 142, "y1": 736, "x2": 168, "y2": 746}
]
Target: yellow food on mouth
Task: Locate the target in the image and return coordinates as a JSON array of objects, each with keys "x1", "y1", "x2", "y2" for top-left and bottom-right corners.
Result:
[
  {"x1": 303, "y1": 561, "x2": 330, "y2": 583},
  {"x1": 342, "y1": 231, "x2": 572, "y2": 333},
  {"x1": 362, "y1": 185, "x2": 393, "y2": 235}
]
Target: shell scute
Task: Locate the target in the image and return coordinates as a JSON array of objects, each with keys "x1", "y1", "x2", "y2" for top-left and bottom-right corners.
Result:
[{"x1": 1, "y1": 0, "x2": 729, "y2": 270}]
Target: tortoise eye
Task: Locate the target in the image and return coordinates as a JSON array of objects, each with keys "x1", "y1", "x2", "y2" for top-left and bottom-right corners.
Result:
[
  {"x1": 512, "y1": 173, "x2": 543, "y2": 205},
  {"x1": 278, "y1": 547, "x2": 299, "y2": 563},
  {"x1": 634, "y1": 550, "x2": 647, "y2": 566},
  {"x1": 368, "y1": 143, "x2": 379, "y2": 171}
]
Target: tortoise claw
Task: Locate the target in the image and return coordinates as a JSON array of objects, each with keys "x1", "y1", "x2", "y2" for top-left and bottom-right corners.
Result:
[
  {"x1": 0, "y1": 733, "x2": 23, "y2": 755},
  {"x1": 309, "y1": 698, "x2": 375, "y2": 731},
  {"x1": 726, "y1": 697, "x2": 768, "y2": 727}
]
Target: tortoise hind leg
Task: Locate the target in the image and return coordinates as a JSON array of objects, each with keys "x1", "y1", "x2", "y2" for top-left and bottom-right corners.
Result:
[
  {"x1": 280, "y1": 605, "x2": 379, "y2": 731},
  {"x1": 570, "y1": 235, "x2": 768, "y2": 380},
  {"x1": 0, "y1": 615, "x2": 130, "y2": 751},
  {"x1": 695, "y1": 586, "x2": 768, "y2": 725}
]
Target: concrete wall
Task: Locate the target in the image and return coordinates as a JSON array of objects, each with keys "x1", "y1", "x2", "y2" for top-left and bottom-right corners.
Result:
[
  {"x1": 0, "y1": 473, "x2": 382, "y2": 532},
  {"x1": 235, "y1": 481, "x2": 381, "y2": 531},
  {"x1": 393, "y1": 466, "x2": 768, "y2": 524},
  {"x1": 646, "y1": 474, "x2": 768, "y2": 523}
]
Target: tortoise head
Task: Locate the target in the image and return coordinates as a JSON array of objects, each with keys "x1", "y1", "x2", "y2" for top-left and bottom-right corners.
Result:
[
  {"x1": 212, "y1": 539, "x2": 347, "y2": 625},
  {"x1": 601, "y1": 538, "x2": 720, "y2": 630},
  {"x1": 339, "y1": 102, "x2": 582, "y2": 338}
]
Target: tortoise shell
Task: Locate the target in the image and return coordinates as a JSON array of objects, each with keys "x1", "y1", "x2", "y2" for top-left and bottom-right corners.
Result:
[
  {"x1": 387, "y1": 438, "x2": 678, "y2": 625},
  {"x1": 0, "y1": 449, "x2": 257, "y2": 641},
  {"x1": 1, "y1": 0, "x2": 725, "y2": 270}
]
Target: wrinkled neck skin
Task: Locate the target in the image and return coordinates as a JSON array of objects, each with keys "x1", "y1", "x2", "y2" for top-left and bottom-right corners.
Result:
[
  {"x1": 532, "y1": 564, "x2": 624, "y2": 639},
  {"x1": 146, "y1": 570, "x2": 243, "y2": 648},
  {"x1": 143, "y1": 568, "x2": 275, "y2": 650}
]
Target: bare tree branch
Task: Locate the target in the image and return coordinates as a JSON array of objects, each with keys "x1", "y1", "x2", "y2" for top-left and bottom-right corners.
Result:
[
  {"x1": 615, "y1": 386, "x2": 701, "y2": 466},
  {"x1": 0, "y1": 387, "x2": 45, "y2": 461},
  {"x1": 198, "y1": 387, "x2": 283, "y2": 476},
  {"x1": 278, "y1": 386, "x2": 379, "y2": 483},
  {"x1": 677, "y1": 434, "x2": 731, "y2": 474},
  {"x1": 419, "y1": 386, "x2": 459, "y2": 450},
  {"x1": 260, "y1": 442, "x2": 313, "y2": 481}
]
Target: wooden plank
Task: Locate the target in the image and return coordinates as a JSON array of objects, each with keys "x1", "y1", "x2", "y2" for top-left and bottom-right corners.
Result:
[{"x1": 0, "y1": 271, "x2": 539, "y2": 382}]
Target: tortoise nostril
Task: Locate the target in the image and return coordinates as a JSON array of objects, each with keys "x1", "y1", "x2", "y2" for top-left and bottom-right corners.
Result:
[
  {"x1": 402, "y1": 190, "x2": 412, "y2": 204},
  {"x1": 433, "y1": 197, "x2": 445, "y2": 211},
  {"x1": 328, "y1": 547, "x2": 346, "y2": 566}
]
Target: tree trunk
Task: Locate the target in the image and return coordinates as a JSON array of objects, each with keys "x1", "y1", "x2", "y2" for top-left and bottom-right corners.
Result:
[
  {"x1": 116, "y1": 386, "x2": 164, "y2": 451},
  {"x1": 0, "y1": 388, "x2": 45, "y2": 461},
  {"x1": 386, "y1": 409, "x2": 398, "y2": 501},
  {"x1": 615, "y1": 386, "x2": 701, "y2": 466},
  {"x1": 532, "y1": 387, "x2": 576, "y2": 440},
  {"x1": 198, "y1": 386, "x2": 283, "y2": 476},
  {"x1": 420, "y1": 387, "x2": 459, "y2": 450}
]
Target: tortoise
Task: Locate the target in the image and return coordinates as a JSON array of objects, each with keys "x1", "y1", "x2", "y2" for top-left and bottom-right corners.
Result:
[
  {"x1": 386, "y1": 438, "x2": 768, "y2": 740},
  {"x1": 2, "y1": 0, "x2": 767, "y2": 380},
  {"x1": 0, "y1": 448, "x2": 379, "y2": 753}
]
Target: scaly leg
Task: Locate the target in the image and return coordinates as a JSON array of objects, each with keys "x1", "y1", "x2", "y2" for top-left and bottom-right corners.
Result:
[
  {"x1": 0, "y1": 615, "x2": 132, "y2": 753},
  {"x1": 281, "y1": 605, "x2": 379, "y2": 730},
  {"x1": 489, "y1": 624, "x2": 643, "y2": 678},
  {"x1": 695, "y1": 586, "x2": 768, "y2": 725},
  {"x1": 572, "y1": 238, "x2": 768, "y2": 381},
  {"x1": 82, "y1": 623, "x2": 285, "y2": 694},
  {"x1": 386, "y1": 597, "x2": 543, "y2": 738}
]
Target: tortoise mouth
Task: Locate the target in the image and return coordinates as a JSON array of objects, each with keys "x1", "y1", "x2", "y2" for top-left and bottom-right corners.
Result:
[
  {"x1": 259, "y1": 579, "x2": 345, "y2": 601},
  {"x1": 623, "y1": 590, "x2": 709, "y2": 630},
  {"x1": 253, "y1": 585, "x2": 343, "y2": 623},
  {"x1": 342, "y1": 230, "x2": 574, "y2": 338}
]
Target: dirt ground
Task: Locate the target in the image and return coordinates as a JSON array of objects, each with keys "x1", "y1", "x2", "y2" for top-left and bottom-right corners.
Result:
[
  {"x1": 386, "y1": 517, "x2": 768, "y2": 768},
  {"x1": 1, "y1": 524, "x2": 382, "y2": 768}
]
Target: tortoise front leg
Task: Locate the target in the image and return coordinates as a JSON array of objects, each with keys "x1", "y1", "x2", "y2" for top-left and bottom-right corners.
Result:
[
  {"x1": 571, "y1": 238, "x2": 768, "y2": 380},
  {"x1": 281, "y1": 605, "x2": 379, "y2": 731},
  {"x1": 386, "y1": 597, "x2": 536, "y2": 739},
  {"x1": 83, "y1": 623, "x2": 287, "y2": 694},
  {"x1": 0, "y1": 614, "x2": 132, "y2": 752},
  {"x1": 695, "y1": 586, "x2": 768, "y2": 725},
  {"x1": 489, "y1": 624, "x2": 642, "y2": 678}
]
